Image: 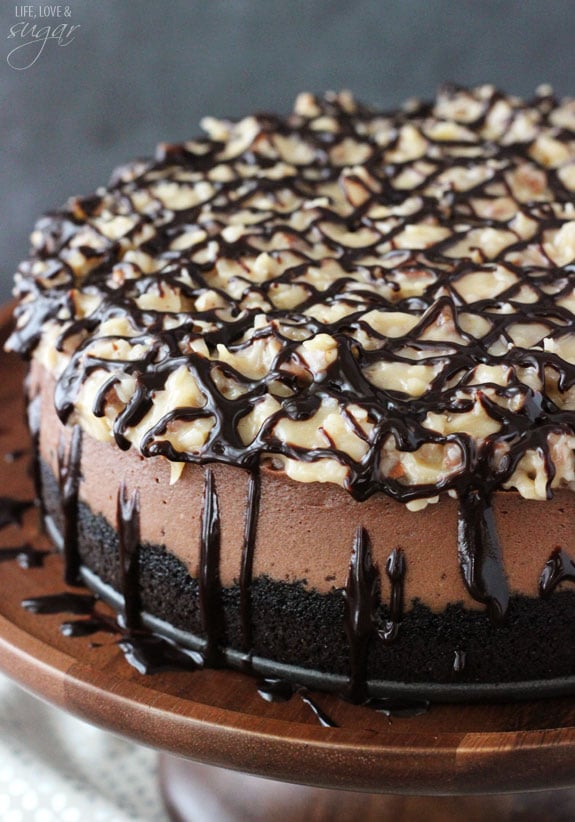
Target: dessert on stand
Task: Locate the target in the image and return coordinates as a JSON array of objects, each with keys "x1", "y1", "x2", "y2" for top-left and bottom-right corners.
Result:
[
  {"x1": 0, "y1": 258, "x2": 573, "y2": 822},
  {"x1": 3, "y1": 84, "x2": 575, "y2": 817}
]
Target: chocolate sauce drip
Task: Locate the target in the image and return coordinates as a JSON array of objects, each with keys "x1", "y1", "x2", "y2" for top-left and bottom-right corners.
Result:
[
  {"x1": 117, "y1": 634, "x2": 201, "y2": 675},
  {"x1": 60, "y1": 619, "x2": 102, "y2": 638},
  {"x1": 239, "y1": 469, "x2": 260, "y2": 652},
  {"x1": 380, "y1": 547, "x2": 406, "y2": 643},
  {"x1": 60, "y1": 614, "x2": 118, "y2": 638},
  {"x1": 256, "y1": 678, "x2": 337, "y2": 726},
  {"x1": 57, "y1": 426, "x2": 83, "y2": 585},
  {"x1": 457, "y1": 488, "x2": 509, "y2": 622},
  {"x1": 0, "y1": 497, "x2": 33, "y2": 529},
  {"x1": 256, "y1": 677, "x2": 294, "y2": 703},
  {"x1": 299, "y1": 694, "x2": 338, "y2": 728},
  {"x1": 0, "y1": 546, "x2": 24, "y2": 564},
  {"x1": 539, "y1": 547, "x2": 575, "y2": 597},
  {"x1": 117, "y1": 481, "x2": 142, "y2": 630},
  {"x1": 0, "y1": 543, "x2": 47, "y2": 567},
  {"x1": 365, "y1": 696, "x2": 430, "y2": 718},
  {"x1": 17, "y1": 545, "x2": 48, "y2": 568},
  {"x1": 22, "y1": 592, "x2": 96, "y2": 615},
  {"x1": 24, "y1": 387, "x2": 43, "y2": 510},
  {"x1": 453, "y1": 649, "x2": 467, "y2": 674},
  {"x1": 198, "y1": 467, "x2": 224, "y2": 666},
  {"x1": 344, "y1": 526, "x2": 380, "y2": 702}
]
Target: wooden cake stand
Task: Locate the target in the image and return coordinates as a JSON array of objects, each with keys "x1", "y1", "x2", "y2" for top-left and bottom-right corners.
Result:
[{"x1": 0, "y1": 309, "x2": 574, "y2": 820}]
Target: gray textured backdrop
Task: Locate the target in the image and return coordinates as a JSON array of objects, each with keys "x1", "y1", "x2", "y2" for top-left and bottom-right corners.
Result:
[{"x1": 1, "y1": 0, "x2": 575, "y2": 300}]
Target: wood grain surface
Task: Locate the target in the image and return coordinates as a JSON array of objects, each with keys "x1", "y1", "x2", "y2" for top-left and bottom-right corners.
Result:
[{"x1": 0, "y1": 305, "x2": 573, "y2": 798}]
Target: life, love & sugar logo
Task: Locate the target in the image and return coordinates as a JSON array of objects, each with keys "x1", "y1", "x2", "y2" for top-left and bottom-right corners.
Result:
[{"x1": 6, "y1": 5, "x2": 81, "y2": 70}]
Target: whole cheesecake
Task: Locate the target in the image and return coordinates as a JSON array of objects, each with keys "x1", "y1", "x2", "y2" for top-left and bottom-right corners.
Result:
[{"x1": 8, "y1": 85, "x2": 575, "y2": 700}]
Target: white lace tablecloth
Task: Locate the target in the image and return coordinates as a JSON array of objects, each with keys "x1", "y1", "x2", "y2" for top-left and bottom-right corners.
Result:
[{"x1": 0, "y1": 672, "x2": 168, "y2": 821}]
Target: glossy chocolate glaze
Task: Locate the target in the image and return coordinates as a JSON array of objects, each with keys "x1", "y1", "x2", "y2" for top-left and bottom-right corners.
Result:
[
  {"x1": 344, "y1": 526, "x2": 380, "y2": 701},
  {"x1": 256, "y1": 678, "x2": 338, "y2": 726},
  {"x1": 117, "y1": 634, "x2": 201, "y2": 676},
  {"x1": 0, "y1": 543, "x2": 48, "y2": 568},
  {"x1": 299, "y1": 693, "x2": 338, "y2": 728},
  {"x1": 117, "y1": 481, "x2": 141, "y2": 630},
  {"x1": 539, "y1": 547, "x2": 575, "y2": 596},
  {"x1": 22, "y1": 592, "x2": 96, "y2": 615},
  {"x1": 457, "y1": 489, "x2": 509, "y2": 622},
  {"x1": 380, "y1": 547, "x2": 406, "y2": 643},
  {"x1": 0, "y1": 496, "x2": 33, "y2": 529},
  {"x1": 198, "y1": 467, "x2": 224, "y2": 666},
  {"x1": 239, "y1": 469, "x2": 260, "y2": 651},
  {"x1": 365, "y1": 696, "x2": 430, "y2": 718},
  {"x1": 57, "y1": 425, "x2": 83, "y2": 585},
  {"x1": 257, "y1": 677, "x2": 294, "y2": 703},
  {"x1": 60, "y1": 614, "x2": 117, "y2": 638}
]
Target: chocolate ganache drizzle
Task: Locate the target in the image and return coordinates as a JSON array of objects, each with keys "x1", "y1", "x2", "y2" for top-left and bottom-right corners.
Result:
[
  {"x1": 239, "y1": 468, "x2": 260, "y2": 652},
  {"x1": 380, "y1": 547, "x2": 406, "y2": 643},
  {"x1": 539, "y1": 546, "x2": 575, "y2": 596},
  {"x1": 344, "y1": 526, "x2": 380, "y2": 701},
  {"x1": 117, "y1": 481, "x2": 142, "y2": 630},
  {"x1": 57, "y1": 425, "x2": 83, "y2": 585},
  {"x1": 9, "y1": 85, "x2": 575, "y2": 626},
  {"x1": 198, "y1": 467, "x2": 224, "y2": 666}
]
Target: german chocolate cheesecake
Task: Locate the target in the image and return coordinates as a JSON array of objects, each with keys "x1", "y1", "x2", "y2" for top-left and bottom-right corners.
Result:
[{"x1": 7, "y1": 85, "x2": 575, "y2": 700}]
